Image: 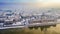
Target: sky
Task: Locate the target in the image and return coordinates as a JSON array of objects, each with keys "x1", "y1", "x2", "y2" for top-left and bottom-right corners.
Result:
[
  {"x1": 0, "y1": 0, "x2": 60, "y2": 3},
  {"x1": 0, "y1": 0, "x2": 60, "y2": 9},
  {"x1": 0, "y1": 0, "x2": 40, "y2": 3}
]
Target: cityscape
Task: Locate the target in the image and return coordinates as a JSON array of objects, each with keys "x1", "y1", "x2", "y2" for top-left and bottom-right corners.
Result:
[
  {"x1": 0, "y1": 8, "x2": 60, "y2": 29},
  {"x1": 1, "y1": 0, "x2": 60, "y2": 34}
]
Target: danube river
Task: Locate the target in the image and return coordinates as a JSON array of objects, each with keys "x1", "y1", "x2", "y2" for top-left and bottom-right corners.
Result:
[{"x1": 0, "y1": 24, "x2": 60, "y2": 34}]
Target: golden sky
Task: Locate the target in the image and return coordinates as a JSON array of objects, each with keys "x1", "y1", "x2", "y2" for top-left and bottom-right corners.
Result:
[
  {"x1": 35, "y1": 0, "x2": 60, "y2": 8},
  {"x1": 0, "y1": 0, "x2": 60, "y2": 8}
]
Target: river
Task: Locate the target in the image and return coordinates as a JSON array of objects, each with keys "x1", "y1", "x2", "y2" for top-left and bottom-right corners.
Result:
[{"x1": 0, "y1": 24, "x2": 60, "y2": 34}]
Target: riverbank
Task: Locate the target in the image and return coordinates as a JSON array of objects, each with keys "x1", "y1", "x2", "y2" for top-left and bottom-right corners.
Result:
[{"x1": 0, "y1": 24, "x2": 60, "y2": 34}]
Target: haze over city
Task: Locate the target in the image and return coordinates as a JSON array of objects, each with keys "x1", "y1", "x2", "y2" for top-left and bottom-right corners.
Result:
[{"x1": 0, "y1": 0, "x2": 60, "y2": 9}]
